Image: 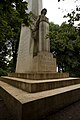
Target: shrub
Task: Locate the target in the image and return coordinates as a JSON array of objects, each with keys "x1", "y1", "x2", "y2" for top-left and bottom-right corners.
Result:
[{"x1": 0, "y1": 68, "x2": 7, "y2": 76}]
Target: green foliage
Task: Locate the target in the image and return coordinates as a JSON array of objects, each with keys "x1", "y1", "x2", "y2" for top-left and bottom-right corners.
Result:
[
  {"x1": 49, "y1": 22, "x2": 80, "y2": 76},
  {"x1": 64, "y1": 10, "x2": 80, "y2": 27},
  {"x1": 0, "y1": 0, "x2": 30, "y2": 72},
  {"x1": 57, "y1": 0, "x2": 80, "y2": 76},
  {"x1": 0, "y1": 68, "x2": 7, "y2": 76}
]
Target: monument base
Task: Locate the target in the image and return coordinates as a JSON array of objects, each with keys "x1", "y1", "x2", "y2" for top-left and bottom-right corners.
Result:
[
  {"x1": 8, "y1": 72, "x2": 69, "y2": 80},
  {"x1": 32, "y1": 52, "x2": 56, "y2": 72},
  {"x1": 1, "y1": 78, "x2": 80, "y2": 120},
  {"x1": 1, "y1": 76, "x2": 80, "y2": 93}
]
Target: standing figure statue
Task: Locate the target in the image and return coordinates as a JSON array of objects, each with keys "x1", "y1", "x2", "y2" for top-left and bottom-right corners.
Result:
[
  {"x1": 32, "y1": 8, "x2": 50, "y2": 56},
  {"x1": 39, "y1": 8, "x2": 50, "y2": 52}
]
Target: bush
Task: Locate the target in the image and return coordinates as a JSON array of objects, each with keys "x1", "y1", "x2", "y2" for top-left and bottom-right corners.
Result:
[{"x1": 0, "y1": 68, "x2": 8, "y2": 76}]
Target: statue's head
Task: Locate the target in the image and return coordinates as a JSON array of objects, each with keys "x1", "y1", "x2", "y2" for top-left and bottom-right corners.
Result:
[{"x1": 41, "y1": 8, "x2": 47, "y2": 15}]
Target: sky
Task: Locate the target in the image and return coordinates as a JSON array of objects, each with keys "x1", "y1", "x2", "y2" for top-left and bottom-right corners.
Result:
[{"x1": 43, "y1": 0, "x2": 80, "y2": 25}]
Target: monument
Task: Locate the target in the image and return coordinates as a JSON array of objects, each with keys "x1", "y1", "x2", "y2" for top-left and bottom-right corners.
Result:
[
  {"x1": 16, "y1": 1, "x2": 56, "y2": 74},
  {"x1": 8, "y1": 0, "x2": 69, "y2": 80},
  {"x1": 1, "y1": 1, "x2": 80, "y2": 120}
]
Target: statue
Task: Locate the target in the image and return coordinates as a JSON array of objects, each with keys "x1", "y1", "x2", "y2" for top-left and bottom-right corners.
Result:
[
  {"x1": 39, "y1": 8, "x2": 50, "y2": 52},
  {"x1": 16, "y1": 1, "x2": 56, "y2": 73},
  {"x1": 31, "y1": 8, "x2": 50, "y2": 56}
]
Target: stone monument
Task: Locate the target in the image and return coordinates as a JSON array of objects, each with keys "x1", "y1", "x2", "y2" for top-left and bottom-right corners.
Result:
[
  {"x1": 2, "y1": 1, "x2": 80, "y2": 120},
  {"x1": 16, "y1": 0, "x2": 56, "y2": 74}
]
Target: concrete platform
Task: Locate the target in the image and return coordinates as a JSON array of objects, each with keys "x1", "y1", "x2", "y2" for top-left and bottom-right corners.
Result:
[
  {"x1": 1, "y1": 76, "x2": 80, "y2": 93},
  {"x1": 1, "y1": 80, "x2": 80, "y2": 120},
  {"x1": 8, "y1": 72, "x2": 69, "y2": 80}
]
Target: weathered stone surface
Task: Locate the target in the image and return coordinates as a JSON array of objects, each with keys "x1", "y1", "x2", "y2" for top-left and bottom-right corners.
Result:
[
  {"x1": 1, "y1": 80, "x2": 80, "y2": 120},
  {"x1": 26, "y1": 0, "x2": 32, "y2": 13},
  {"x1": 8, "y1": 72, "x2": 69, "y2": 80},
  {"x1": 32, "y1": 52, "x2": 56, "y2": 72},
  {"x1": 1, "y1": 76, "x2": 80, "y2": 93},
  {"x1": 27, "y1": 0, "x2": 42, "y2": 16},
  {"x1": 32, "y1": 0, "x2": 43, "y2": 16},
  {"x1": 16, "y1": 25, "x2": 33, "y2": 73},
  {"x1": 39, "y1": 11, "x2": 50, "y2": 52}
]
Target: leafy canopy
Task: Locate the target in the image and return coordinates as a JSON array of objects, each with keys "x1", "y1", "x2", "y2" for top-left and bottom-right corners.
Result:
[
  {"x1": 0, "y1": 0, "x2": 30, "y2": 74},
  {"x1": 49, "y1": 22, "x2": 80, "y2": 76}
]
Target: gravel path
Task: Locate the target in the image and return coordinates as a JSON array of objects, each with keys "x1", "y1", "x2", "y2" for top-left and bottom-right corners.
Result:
[{"x1": 1, "y1": 95, "x2": 80, "y2": 120}]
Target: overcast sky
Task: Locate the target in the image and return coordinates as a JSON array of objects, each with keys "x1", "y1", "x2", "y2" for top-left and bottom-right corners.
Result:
[{"x1": 43, "y1": 0, "x2": 80, "y2": 25}]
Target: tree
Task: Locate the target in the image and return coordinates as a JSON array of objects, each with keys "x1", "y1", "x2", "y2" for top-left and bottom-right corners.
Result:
[
  {"x1": 58, "y1": 0, "x2": 80, "y2": 27},
  {"x1": 58, "y1": 0, "x2": 79, "y2": 2},
  {"x1": 49, "y1": 22, "x2": 80, "y2": 76},
  {"x1": 0, "y1": 0, "x2": 30, "y2": 73}
]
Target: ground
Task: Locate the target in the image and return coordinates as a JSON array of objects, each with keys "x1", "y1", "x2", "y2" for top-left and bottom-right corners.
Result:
[
  {"x1": 0, "y1": 95, "x2": 80, "y2": 120},
  {"x1": 0, "y1": 96, "x2": 14, "y2": 120},
  {"x1": 44, "y1": 100, "x2": 80, "y2": 120}
]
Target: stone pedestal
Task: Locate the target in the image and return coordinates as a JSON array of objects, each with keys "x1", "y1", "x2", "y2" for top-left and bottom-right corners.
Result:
[{"x1": 32, "y1": 52, "x2": 56, "y2": 72}]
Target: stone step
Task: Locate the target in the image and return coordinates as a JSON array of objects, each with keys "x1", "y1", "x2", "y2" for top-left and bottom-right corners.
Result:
[
  {"x1": 8, "y1": 72, "x2": 69, "y2": 80},
  {"x1": 1, "y1": 76, "x2": 80, "y2": 93},
  {"x1": 1, "y1": 80, "x2": 80, "y2": 120}
]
